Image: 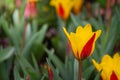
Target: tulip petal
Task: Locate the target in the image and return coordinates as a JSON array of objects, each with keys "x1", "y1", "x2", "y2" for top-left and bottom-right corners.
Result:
[
  {"x1": 110, "y1": 71, "x2": 118, "y2": 80},
  {"x1": 73, "y1": 0, "x2": 84, "y2": 14},
  {"x1": 92, "y1": 59, "x2": 102, "y2": 71},
  {"x1": 76, "y1": 24, "x2": 92, "y2": 37},
  {"x1": 80, "y1": 33, "x2": 95, "y2": 59},
  {"x1": 63, "y1": 27, "x2": 78, "y2": 59},
  {"x1": 95, "y1": 30, "x2": 102, "y2": 41},
  {"x1": 70, "y1": 32, "x2": 79, "y2": 59},
  {"x1": 62, "y1": 27, "x2": 70, "y2": 39},
  {"x1": 113, "y1": 53, "x2": 120, "y2": 59},
  {"x1": 58, "y1": 3, "x2": 64, "y2": 18}
]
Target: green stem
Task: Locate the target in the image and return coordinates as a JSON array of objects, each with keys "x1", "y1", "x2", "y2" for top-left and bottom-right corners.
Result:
[{"x1": 78, "y1": 61, "x2": 82, "y2": 80}]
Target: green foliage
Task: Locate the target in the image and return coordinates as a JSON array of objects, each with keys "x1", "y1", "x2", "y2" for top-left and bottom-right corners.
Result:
[
  {"x1": 0, "y1": 14, "x2": 48, "y2": 79},
  {"x1": 0, "y1": 47, "x2": 15, "y2": 62}
]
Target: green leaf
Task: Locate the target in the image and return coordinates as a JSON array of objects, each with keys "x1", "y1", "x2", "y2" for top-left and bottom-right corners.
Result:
[
  {"x1": 70, "y1": 13, "x2": 79, "y2": 26},
  {"x1": 9, "y1": 28, "x2": 21, "y2": 52},
  {"x1": 0, "y1": 62, "x2": 9, "y2": 80},
  {"x1": 0, "y1": 47, "x2": 15, "y2": 62},
  {"x1": 98, "y1": 13, "x2": 104, "y2": 31},
  {"x1": 25, "y1": 23, "x2": 32, "y2": 43},
  {"x1": 46, "y1": 58, "x2": 61, "y2": 80},
  {"x1": 14, "y1": 66, "x2": 21, "y2": 80},
  {"x1": 83, "y1": 65, "x2": 94, "y2": 80},
  {"x1": 17, "y1": 55, "x2": 34, "y2": 74},
  {"x1": 32, "y1": 54, "x2": 41, "y2": 77},
  {"x1": 23, "y1": 24, "x2": 48, "y2": 57},
  {"x1": 1, "y1": 17, "x2": 9, "y2": 36},
  {"x1": 104, "y1": 12, "x2": 119, "y2": 54},
  {"x1": 45, "y1": 48, "x2": 65, "y2": 77},
  {"x1": 74, "y1": 59, "x2": 78, "y2": 80},
  {"x1": 94, "y1": 72, "x2": 101, "y2": 80},
  {"x1": 89, "y1": 18, "x2": 101, "y2": 30},
  {"x1": 35, "y1": 24, "x2": 48, "y2": 44},
  {"x1": 17, "y1": 55, "x2": 41, "y2": 80}
]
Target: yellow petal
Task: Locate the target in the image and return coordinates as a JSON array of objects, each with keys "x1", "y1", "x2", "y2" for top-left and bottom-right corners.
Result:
[
  {"x1": 92, "y1": 59, "x2": 102, "y2": 71},
  {"x1": 73, "y1": 0, "x2": 84, "y2": 14},
  {"x1": 101, "y1": 55, "x2": 112, "y2": 64},
  {"x1": 90, "y1": 30, "x2": 101, "y2": 55},
  {"x1": 69, "y1": 32, "x2": 79, "y2": 59},
  {"x1": 95, "y1": 30, "x2": 102, "y2": 41},
  {"x1": 50, "y1": 0, "x2": 58, "y2": 6},
  {"x1": 62, "y1": 27, "x2": 70, "y2": 40},
  {"x1": 76, "y1": 26, "x2": 83, "y2": 33},
  {"x1": 63, "y1": 27, "x2": 79, "y2": 60},
  {"x1": 84, "y1": 24, "x2": 92, "y2": 33},
  {"x1": 101, "y1": 71, "x2": 107, "y2": 80},
  {"x1": 113, "y1": 53, "x2": 120, "y2": 59}
]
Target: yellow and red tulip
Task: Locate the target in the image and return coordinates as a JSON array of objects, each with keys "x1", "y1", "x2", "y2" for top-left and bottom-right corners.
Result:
[
  {"x1": 24, "y1": 0, "x2": 37, "y2": 19},
  {"x1": 50, "y1": 0, "x2": 74, "y2": 20},
  {"x1": 92, "y1": 53, "x2": 120, "y2": 80},
  {"x1": 63, "y1": 24, "x2": 101, "y2": 60}
]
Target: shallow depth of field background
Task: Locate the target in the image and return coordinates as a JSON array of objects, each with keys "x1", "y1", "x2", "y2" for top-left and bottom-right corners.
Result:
[{"x1": 0, "y1": 0, "x2": 120, "y2": 80}]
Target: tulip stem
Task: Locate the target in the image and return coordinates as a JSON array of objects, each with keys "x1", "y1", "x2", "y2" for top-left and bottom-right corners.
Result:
[{"x1": 78, "y1": 61, "x2": 82, "y2": 80}]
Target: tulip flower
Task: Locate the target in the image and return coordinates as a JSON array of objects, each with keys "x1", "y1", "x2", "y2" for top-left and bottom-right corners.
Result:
[
  {"x1": 24, "y1": 0, "x2": 37, "y2": 19},
  {"x1": 63, "y1": 24, "x2": 101, "y2": 60},
  {"x1": 92, "y1": 53, "x2": 120, "y2": 80},
  {"x1": 50, "y1": 0, "x2": 74, "y2": 20},
  {"x1": 73, "y1": 0, "x2": 84, "y2": 14}
]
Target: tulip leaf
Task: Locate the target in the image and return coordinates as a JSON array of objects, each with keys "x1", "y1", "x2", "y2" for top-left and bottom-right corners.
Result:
[
  {"x1": 46, "y1": 58, "x2": 61, "y2": 80},
  {"x1": 25, "y1": 23, "x2": 32, "y2": 43},
  {"x1": 17, "y1": 55, "x2": 41, "y2": 80},
  {"x1": 45, "y1": 48, "x2": 65, "y2": 76},
  {"x1": 89, "y1": 18, "x2": 100, "y2": 30},
  {"x1": 70, "y1": 13, "x2": 79, "y2": 26},
  {"x1": 83, "y1": 65, "x2": 94, "y2": 80},
  {"x1": 14, "y1": 66, "x2": 21, "y2": 80},
  {"x1": 94, "y1": 72, "x2": 101, "y2": 80},
  {"x1": 98, "y1": 12, "x2": 104, "y2": 31},
  {"x1": 0, "y1": 62, "x2": 9, "y2": 80},
  {"x1": 45, "y1": 48, "x2": 69, "y2": 79},
  {"x1": 0, "y1": 47, "x2": 15, "y2": 62},
  {"x1": 64, "y1": 56, "x2": 74, "y2": 80},
  {"x1": 23, "y1": 24, "x2": 48, "y2": 57},
  {"x1": 31, "y1": 54, "x2": 41, "y2": 77},
  {"x1": 104, "y1": 11, "x2": 119, "y2": 54}
]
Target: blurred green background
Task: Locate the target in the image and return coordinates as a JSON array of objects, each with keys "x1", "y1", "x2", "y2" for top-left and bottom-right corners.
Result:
[{"x1": 0, "y1": 0, "x2": 120, "y2": 80}]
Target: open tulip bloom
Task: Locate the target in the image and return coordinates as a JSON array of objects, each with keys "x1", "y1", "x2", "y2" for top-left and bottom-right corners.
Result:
[
  {"x1": 63, "y1": 24, "x2": 101, "y2": 80},
  {"x1": 92, "y1": 53, "x2": 120, "y2": 80},
  {"x1": 63, "y1": 24, "x2": 101, "y2": 61}
]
